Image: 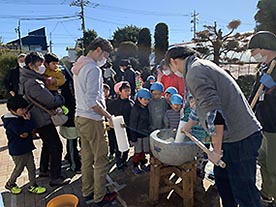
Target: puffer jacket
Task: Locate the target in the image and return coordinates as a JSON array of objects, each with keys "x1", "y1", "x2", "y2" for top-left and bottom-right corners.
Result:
[{"x1": 19, "y1": 67, "x2": 64, "y2": 129}]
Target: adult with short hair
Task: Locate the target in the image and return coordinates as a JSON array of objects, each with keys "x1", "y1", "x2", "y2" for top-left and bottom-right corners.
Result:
[
  {"x1": 72, "y1": 37, "x2": 117, "y2": 205},
  {"x1": 248, "y1": 31, "x2": 276, "y2": 206},
  {"x1": 19, "y1": 51, "x2": 69, "y2": 187},
  {"x1": 165, "y1": 46, "x2": 263, "y2": 207},
  {"x1": 4, "y1": 53, "x2": 26, "y2": 97},
  {"x1": 115, "y1": 59, "x2": 136, "y2": 97}
]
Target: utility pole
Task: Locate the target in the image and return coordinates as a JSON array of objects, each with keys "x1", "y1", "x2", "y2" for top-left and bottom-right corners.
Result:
[
  {"x1": 70, "y1": 0, "x2": 90, "y2": 55},
  {"x1": 191, "y1": 10, "x2": 199, "y2": 39},
  {"x1": 15, "y1": 20, "x2": 23, "y2": 51},
  {"x1": 49, "y1": 32, "x2": 53, "y2": 52}
]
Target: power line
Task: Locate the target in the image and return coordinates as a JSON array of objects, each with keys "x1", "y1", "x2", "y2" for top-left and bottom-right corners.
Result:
[
  {"x1": 88, "y1": 3, "x2": 189, "y2": 17},
  {"x1": 19, "y1": 15, "x2": 79, "y2": 21},
  {"x1": 86, "y1": 16, "x2": 125, "y2": 26}
]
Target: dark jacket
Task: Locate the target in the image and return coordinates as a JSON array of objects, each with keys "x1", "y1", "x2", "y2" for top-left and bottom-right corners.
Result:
[
  {"x1": 3, "y1": 66, "x2": 20, "y2": 95},
  {"x1": 107, "y1": 97, "x2": 134, "y2": 138},
  {"x1": 19, "y1": 67, "x2": 64, "y2": 129},
  {"x1": 129, "y1": 101, "x2": 150, "y2": 142},
  {"x1": 107, "y1": 97, "x2": 134, "y2": 125},
  {"x1": 2, "y1": 113, "x2": 35, "y2": 156},
  {"x1": 249, "y1": 63, "x2": 276, "y2": 132},
  {"x1": 61, "y1": 67, "x2": 76, "y2": 127}
]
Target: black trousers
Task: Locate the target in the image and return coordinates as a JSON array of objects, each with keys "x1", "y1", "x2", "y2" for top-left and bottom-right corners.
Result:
[{"x1": 37, "y1": 124, "x2": 63, "y2": 179}]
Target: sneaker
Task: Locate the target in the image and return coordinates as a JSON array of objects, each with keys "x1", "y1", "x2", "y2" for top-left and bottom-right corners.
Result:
[
  {"x1": 261, "y1": 192, "x2": 274, "y2": 204},
  {"x1": 49, "y1": 176, "x2": 71, "y2": 187},
  {"x1": 207, "y1": 171, "x2": 215, "y2": 180},
  {"x1": 94, "y1": 192, "x2": 118, "y2": 207},
  {"x1": 83, "y1": 192, "x2": 94, "y2": 203},
  {"x1": 117, "y1": 162, "x2": 125, "y2": 171},
  {"x1": 141, "y1": 165, "x2": 150, "y2": 172},
  {"x1": 5, "y1": 182, "x2": 22, "y2": 195},
  {"x1": 28, "y1": 184, "x2": 47, "y2": 194},
  {"x1": 132, "y1": 166, "x2": 142, "y2": 175}
]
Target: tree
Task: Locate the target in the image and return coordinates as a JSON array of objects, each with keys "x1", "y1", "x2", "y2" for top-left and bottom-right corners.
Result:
[
  {"x1": 154, "y1": 22, "x2": 169, "y2": 65},
  {"x1": 137, "y1": 28, "x2": 152, "y2": 69},
  {"x1": 255, "y1": 0, "x2": 276, "y2": 34},
  {"x1": 117, "y1": 41, "x2": 138, "y2": 59},
  {"x1": 77, "y1": 29, "x2": 98, "y2": 56},
  {"x1": 112, "y1": 25, "x2": 141, "y2": 47},
  {"x1": 0, "y1": 50, "x2": 18, "y2": 97},
  {"x1": 193, "y1": 20, "x2": 252, "y2": 65},
  {"x1": 236, "y1": 74, "x2": 255, "y2": 100},
  {"x1": 113, "y1": 41, "x2": 139, "y2": 71}
]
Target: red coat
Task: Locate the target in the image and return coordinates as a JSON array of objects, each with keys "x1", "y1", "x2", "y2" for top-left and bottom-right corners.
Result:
[{"x1": 160, "y1": 73, "x2": 185, "y2": 97}]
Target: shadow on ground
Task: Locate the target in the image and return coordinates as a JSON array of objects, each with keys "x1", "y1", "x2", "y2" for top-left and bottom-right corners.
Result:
[{"x1": 1, "y1": 158, "x2": 220, "y2": 207}]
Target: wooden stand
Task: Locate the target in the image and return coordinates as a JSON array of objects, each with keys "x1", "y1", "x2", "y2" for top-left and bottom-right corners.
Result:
[{"x1": 149, "y1": 157, "x2": 196, "y2": 207}]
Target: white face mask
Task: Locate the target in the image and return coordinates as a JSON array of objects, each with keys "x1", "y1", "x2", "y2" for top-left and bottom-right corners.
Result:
[
  {"x1": 97, "y1": 58, "x2": 107, "y2": 67},
  {"x1": 36, "y1": 65, "x2": 46, "y2": 74},
  {"x1": 18, "y1": 62, "x2": 25, "y2": 68},
  {"x1": 163, "y1": 70, "x2": 171, "y2": 76},
  {"x1": 174, "y1": 71, "x2": 183, "y2": 78},
  {"x1": 253, "y1": 53, "x2": 267, "y2": 63}
]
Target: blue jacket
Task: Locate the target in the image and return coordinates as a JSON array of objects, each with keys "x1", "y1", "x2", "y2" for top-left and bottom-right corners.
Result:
[{"x1": 2, "y1": 113, "x2": 35, "y2": 156}]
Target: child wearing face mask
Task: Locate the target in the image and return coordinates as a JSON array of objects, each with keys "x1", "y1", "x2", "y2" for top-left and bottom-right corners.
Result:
[
  {"x1": 159, "y1": 59, "x2": 185, "y2": 97},
  {"x1": 42, "y1": 53, "x2": 65, "y2": 94}
]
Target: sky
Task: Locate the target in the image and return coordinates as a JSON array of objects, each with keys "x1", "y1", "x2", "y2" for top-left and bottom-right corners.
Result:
[{"x1": 0, "y1": 0, "x2": 259, "y2": 58}]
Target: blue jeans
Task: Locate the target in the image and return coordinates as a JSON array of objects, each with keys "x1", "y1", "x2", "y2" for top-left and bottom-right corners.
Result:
[{"x1": 214, "y1": 131, "x2": 263, "y2": 207}]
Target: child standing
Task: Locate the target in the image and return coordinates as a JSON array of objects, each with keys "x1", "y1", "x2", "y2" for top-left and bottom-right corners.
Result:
[
  {"x1": 43, "y1": 53, "x2": 65, "y2": 94},
  {"x1": 148, "y1": 82, "x2": 167, "y2": 132},
  {"x1": 164, "y1": 86, "x2": 178, "y2": 109},
  {"x1": 107, "y1": 81, "x2": 134, "y2": 170},
  {"x1": 129, "y1": 88, "x2": 151, "y2": 175},
  {"x1": 183, "y1": 94, "x2": 211, "y2": 179},
  {"x1": 164, "y1": 94, "x2": 183, "y2": 130},
  {"x1": 104, "y1": 83, "x2": 116, "y2": 163},
  {"x1": 1, "y1": 96, "x2": 46, "y2": 195}
]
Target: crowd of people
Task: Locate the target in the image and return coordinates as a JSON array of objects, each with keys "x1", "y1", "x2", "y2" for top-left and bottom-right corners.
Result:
[{"x1": 1, "y1": 31, "x2": 276, "y2": 207}]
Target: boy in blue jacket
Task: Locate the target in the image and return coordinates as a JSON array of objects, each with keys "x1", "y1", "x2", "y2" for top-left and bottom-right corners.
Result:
[{"x1": 1, "y1": 95, "x2": 46, "y2": 195}]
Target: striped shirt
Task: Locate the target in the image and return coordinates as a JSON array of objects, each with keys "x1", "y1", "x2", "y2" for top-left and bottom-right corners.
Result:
[{"x1": 164, "y1": 109, "x2": 181, "y2": 129}]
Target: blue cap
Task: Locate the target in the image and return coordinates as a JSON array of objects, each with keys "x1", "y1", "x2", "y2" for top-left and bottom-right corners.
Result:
[
  {"x1": 146, "y1": 75, "x2": 156, "y2": 81},
  {"x1": 150, "y1": 82, "x2": 164, "y2": 92},
  {"x1": 136, "y1": 88, "x2": 151, "y2": 99},
  {"x1": 165, "y1": 86, "x2": 178, "y2": 95},
  {"x1": 170, "y1": 94, "x2": 183, "y2": 105}
]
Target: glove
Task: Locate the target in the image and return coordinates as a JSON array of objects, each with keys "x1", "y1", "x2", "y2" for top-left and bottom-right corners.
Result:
[
  {"x1": 260, "y1": 73, "x2": 276, "y2": 89},
  {"x1": 208, "y1": 150, "x2": 223, "y2": 166}
]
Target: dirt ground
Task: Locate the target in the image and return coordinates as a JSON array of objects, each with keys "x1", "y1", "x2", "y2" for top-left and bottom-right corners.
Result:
[{"x1": 0, "y1": 102, "x2": 230, "y2": 207}]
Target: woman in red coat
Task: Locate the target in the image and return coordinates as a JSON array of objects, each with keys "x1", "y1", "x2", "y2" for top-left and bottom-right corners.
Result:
[{"x1": 159, "y1": 59, "x2": 185, "y2": 98}]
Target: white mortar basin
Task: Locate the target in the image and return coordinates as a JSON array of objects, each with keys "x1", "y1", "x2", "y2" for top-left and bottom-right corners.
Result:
[{"x1": 150, "y1": 129, "x2": 198, "y2": 166}]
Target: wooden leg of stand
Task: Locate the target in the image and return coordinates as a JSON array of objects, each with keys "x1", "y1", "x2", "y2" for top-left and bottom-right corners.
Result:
[
  {"x1": 149, "y1": 157, "x2": 161, "y2": 204},
  {"x1": 182, "y1": 167, "x2": 194, "y2": 207}
]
